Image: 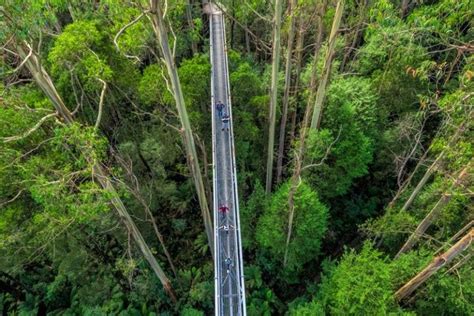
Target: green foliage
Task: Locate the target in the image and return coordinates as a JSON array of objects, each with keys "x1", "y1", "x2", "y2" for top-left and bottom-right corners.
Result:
[
  {"x1": 289, "y1": 300, "x2": 325, "y2": 316},
  {"x1": 1, "y1": 0, "x2": 473, "y2": 313},
  {"x1": 256, "y1": 181, "x2": 328, "y2": 272},
  {"x1": 49, "y1": 20, "x2": 112, "y2": 82},
  {"x1": 413, "y1": 265, "x2": 474, "y2": 316},
  {"x1": 304, "y1": 77, "x2": 377, "y2": 198},
  {"x1": 245, "y1": 265, "x2": 280, "y2": 315},
  {"x1": 317, "y1": 243, "x2": 424, "y2": 315},
  {"x1": 138, "y1": 63, "x2": 174, "y2": 108},
  {"x1": 318, "y1": 243, "x2": 395, "y2": 315},
  {"x1": 240, "y1": 180, "x2": 266, "y2": 250}
]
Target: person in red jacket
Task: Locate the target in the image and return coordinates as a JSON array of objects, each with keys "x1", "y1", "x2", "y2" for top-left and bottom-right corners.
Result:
[{"x1": 218, "y1": 205, "x2": 229, "y2": 214}]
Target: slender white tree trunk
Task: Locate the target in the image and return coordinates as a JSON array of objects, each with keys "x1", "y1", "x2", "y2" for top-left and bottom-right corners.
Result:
[
  {"x1": 395, "y1": 228, "x2": 474, "y2": 301},
  {"x1": 310, "y1": 0, "x2": 344, "y2": 130},
  {"x1": 276, "y1": 0, "x2": 298, "y2": 185},
  {"x1": 283, "y1": 0, "x2": 329, "y2": 266},
  {"x1": 149, "y1": 0, "x2": 214, "y2": 257},
  {"x1": 396, "y1": 165, "x2": 471, "y2": 257},
  {"x1": 265, "y1": 0, "x2": 283, "y2": 193}
]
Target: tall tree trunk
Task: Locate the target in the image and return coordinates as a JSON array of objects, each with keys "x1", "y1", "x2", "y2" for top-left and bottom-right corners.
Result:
[
  {"x1": 310, "y1": 0, "x2": 344, "y2": 130},
  {"x1": 16, "y1": 44, "x2": 177, "y2": 301},
  {"x1": 396, "y1": 165, "x2": 471, "y2": 257},
  {"x1": 185, "y1": 0, "x2": 198, "y2": 55},
  {"x1": 395, "y1": 228, "x2": 474, "y2": 301},
  {"x1": 265, "y1": 0, "x2": 284, "y2": 193},
  {"x1": 399, "y1": 121, "x2": 467, "y2": 212},
  {"x1": 288, "y1": 16, "x2": 305, "y2": 144},
  {"x1": 306, "y1": 0, "x2": 328, "y2": 109},
  {"x1": 149, "y1": 0, "x2": 214, "y2": 257},
  {"x1": 282, "y1": 0, "x2": 329, "y2": 266},
  {"x1": 276, "y1": 0, "x2": 298, "y2": 185},
  {"x1": 283, "y1": 81, "x2": 313, "y2": 266}
]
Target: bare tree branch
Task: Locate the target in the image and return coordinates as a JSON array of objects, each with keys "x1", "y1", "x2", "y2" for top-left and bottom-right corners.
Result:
[
  {"x1": 113, "y1": 11, "x2": 149, "y2": 63},
  {"x1": 94, "y1": 79, "x2": 107, "y2": 130},
  {"x1": 301, "y1": 126, "x2": 342, "y2": 172},
  {"x1": 2, "y1": 112, "x2": 57, "y2": 143}
]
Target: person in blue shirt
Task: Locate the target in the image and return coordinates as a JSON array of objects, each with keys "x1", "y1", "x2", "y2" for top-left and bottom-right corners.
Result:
[{"x1": 216, "y1": 100, "x2": 225, "y2": 118}]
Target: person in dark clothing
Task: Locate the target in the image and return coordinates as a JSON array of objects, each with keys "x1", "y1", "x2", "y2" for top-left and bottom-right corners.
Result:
[
  {"x1": 221, "y1": 113, "x2": 230, "y2": 131},
  {"x1": 225, "y1": 257, "x2": 233, "y2": 274},
  {"x1": 216, "y1": 101, "x2": 225, "y2": 118}
]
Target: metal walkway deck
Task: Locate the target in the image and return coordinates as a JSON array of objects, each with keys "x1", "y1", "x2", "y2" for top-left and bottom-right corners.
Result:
[{"x1": 208, "y1": 3, "x2": 247, "y2": 316}]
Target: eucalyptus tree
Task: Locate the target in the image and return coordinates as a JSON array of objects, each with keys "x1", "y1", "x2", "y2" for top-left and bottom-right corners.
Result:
[
  {"x1": 256, "y1": 181, "x2": 328, "y2": 272},
  {"x1": 13, "y1": 44, "x2": 177, "y2": 301},
  {"x1": 310, "y1": 0, "x2": 344, "y2": 129},
  {"x1": 282, "y1": 0, "x2": 346, "y2": 265},
  {"x1": 265, "y1": 0, "x2": 283, "y2": 193},
  {"x1": 276, "y1": 0, "x2": 298, "y2": 184},
  {"x1": 1, "y1": 1, "x2": 178, "y2": 299},
  {"x1": 147, "y1": 0, "x2": 214, "y2": 255}
]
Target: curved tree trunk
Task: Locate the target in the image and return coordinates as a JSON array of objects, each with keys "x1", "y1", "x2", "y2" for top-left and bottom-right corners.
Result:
[
  {"x1": 265, "y1": 0, "x2": 283, "y2": 193},
  {"x1": 149, "y1": 0, "x2": 214, "y2": 257}
]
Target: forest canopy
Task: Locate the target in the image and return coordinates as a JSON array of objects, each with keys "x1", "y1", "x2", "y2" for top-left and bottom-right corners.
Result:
[{"x1": 0, "y1": 0, "x2": 473, "y2": 315}]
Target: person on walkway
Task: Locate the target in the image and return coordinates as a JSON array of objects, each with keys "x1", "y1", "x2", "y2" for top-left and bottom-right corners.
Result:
[
  {"x1": 216, "y1": 100, "x2": 225, "y2": 118},
  {"x1": 221, "y1": 113, "x2": 230, "y2": 131},
  {"x1": 218, "y1": 205, "x2": 229, "y2": 214},
  {"x1": 219, "y1": 224, "x2": 232, "y2": 235},
  {"x1": 225, "y1": 257, "x2": 233, "y2": 274}
]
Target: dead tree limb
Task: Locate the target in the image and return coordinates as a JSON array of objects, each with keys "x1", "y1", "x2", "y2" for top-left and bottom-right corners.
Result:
[{"x1": 395, "y1": 228, "x2": 473, "y2": 301}]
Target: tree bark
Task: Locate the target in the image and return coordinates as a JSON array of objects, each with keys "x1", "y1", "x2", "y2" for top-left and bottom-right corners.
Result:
[
  {"x1": 306, "y1": 0, "x2": 328, "y2": 110},
  {"x1": 288, "y1": 16, "x2": 305, "y2": 144},
  {"x1": 282, "y1": 0, "x2": 329, "y2": 266},
  {"x1": 395, "y1": 228, "x2": 474, "y2": 301},
  {"x1": 310, "y1": 0, "x2": 344, "y2": 130},
  {"x1": 276, "y1": 0, "x2": 298, "y2": 185},
  {"x1": 16, "y1": 44, "x2": 177, "y2": 302},
  {"x1": 149, "y1": 0, "x2": 214, "y2": 257},
  {"x1": 265, "y1": 0, "x2": 284, "y2": 193},
  {"x1": 396, "y1": 165, "x2": 471, "y2": 257}
]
